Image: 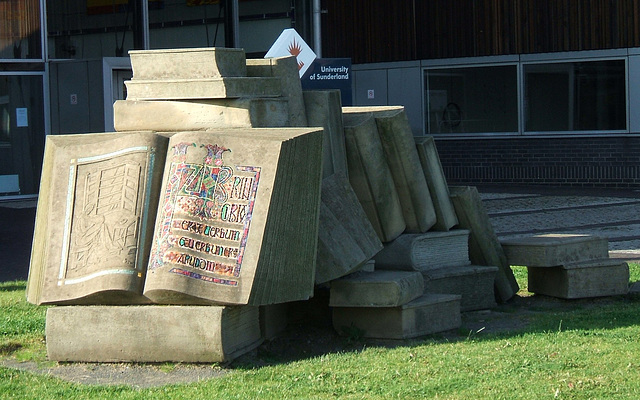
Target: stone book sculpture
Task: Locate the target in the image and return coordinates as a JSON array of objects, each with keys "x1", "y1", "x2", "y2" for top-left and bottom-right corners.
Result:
[
  {"x1": 27, "y1": 131, "x2": 169, "y2": 305},
  {"x1": 27, "y1": 127, "x2": 323, "y2": 307}
]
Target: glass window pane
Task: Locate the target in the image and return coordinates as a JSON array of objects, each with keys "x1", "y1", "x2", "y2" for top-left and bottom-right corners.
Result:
[
  {"x1": 425, "y1": 65, "x2": 518, "y2": 134},
  {"x1": 0, "y1": 75, "x2": 45, "y2": 195},
  {"x1": 0, "y1": 0, "x2": 43, "y2": 60},
  {"x1": 524, "y1": 60, "x2": 626, "y2": 132},
  {"x1": 47, "y1": 0, "x2": 136, "y2": 59}
]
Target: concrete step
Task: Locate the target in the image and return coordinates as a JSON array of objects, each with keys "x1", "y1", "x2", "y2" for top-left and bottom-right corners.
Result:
[
  {"x1": 501, "y1": 233, "x2": 610, "y2": 267},
  {"x1": 422, "y1": 265, "x2": 498, "y2": 312},
  {"x1": 332, "y1": 293, "x2": 461, "y2": 339},
  {"x1": 46, "y1": 305, "x2": 261, "y2": 363},
  {"x1": 329, "y1": 270, "x2": 424, "y2": 308},
  {"x1": 528, "y1": 258, "x2": 629, "y2": 299}
]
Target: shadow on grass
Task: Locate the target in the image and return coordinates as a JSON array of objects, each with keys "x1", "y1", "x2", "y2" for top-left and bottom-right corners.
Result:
[
  {"x1": 0, "y1": 281, "x2": 27, "y2": 292},
  {"x1": 231, "y1": 291, "x2": 640, "y2": 369}
]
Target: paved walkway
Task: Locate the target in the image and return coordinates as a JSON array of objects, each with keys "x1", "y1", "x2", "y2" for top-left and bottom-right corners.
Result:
[
  {"x1": 1, "y1": 185, "x2": 638, "y2": 282},
  {"x1": 477, "y1": 185, "x2": 640, "y2": 263}
]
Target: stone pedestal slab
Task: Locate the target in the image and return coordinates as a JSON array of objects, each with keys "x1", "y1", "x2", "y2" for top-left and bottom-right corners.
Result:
[
  {"x1": 422, "y1": 265, "x2": 498, "y2": 311},
  {"x1": 528, "y1": 258, "x2": 629, "y2": 299},
  {"x1": 129, "y1": 47, "x2": 247, "y2": 80},
  {"x1": 501, "y1": 234, "x2": 610, "y2": 267},
  {"x1": 332, "y1": 293, "x2": 462, "y2": 339},
  {"x1": 114, "y1": 98, "x2": 290, "y2": 131},
  {"x1": 125, "y1": 77, "x2": 282, "y2": 101},
  {"x1": 329, "y1": 270, "x2": 424, "y2": 307},
  {"x1": 46, "y1": 305, "x2": 262, "y2": 363}
]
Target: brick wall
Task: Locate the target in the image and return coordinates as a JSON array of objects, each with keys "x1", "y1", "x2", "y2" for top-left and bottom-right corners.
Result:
[{"x1": 435, "y1": 136, "x2": 640, "y2": 188}]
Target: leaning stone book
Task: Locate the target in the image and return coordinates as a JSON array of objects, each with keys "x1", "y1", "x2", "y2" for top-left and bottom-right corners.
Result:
[
  {"x1": 143, "y1": 128, "x2": 323, "y2": 306},
  {"x1": 27, "y1": 131, "x2": 169, "y2": 305}
]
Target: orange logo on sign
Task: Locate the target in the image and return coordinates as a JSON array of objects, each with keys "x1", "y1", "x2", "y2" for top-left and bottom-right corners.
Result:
[{"x1": 287, "y1": 38, "x2": 304, "y2": 70}]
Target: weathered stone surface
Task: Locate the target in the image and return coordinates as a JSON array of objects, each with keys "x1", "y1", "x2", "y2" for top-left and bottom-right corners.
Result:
[
  {"x1": 422, "y1": 265, "x2": 498, "y2": 312},
  {"x1": 527, "y1": 258, "x2": 629, "y2": 299},
  {"x1": 415, "y1": 136, "x2": 458, "y2": 231},
  {"x1": 374, "y1": 230, "x2": 470, "y2": 272},
  {"x1": 114, "y1": 98, "x2": 290, "y2": 131},
  {"x1": 125, "y1": 77, "x2": 282, "y2": 101},
  {"x1": 343, "y1": 106, "x2": 436, "y2": 233},
  {"x1": 360, "y1": 259, "x2": 375, "y2": 272},
  {"x1": 315, "y1": 173, "x2": 383, "y2": 285},
  {"x1": 329, "y1": 270, "x2": 424, "y2": 307},
  {"x1": 129, "y1": 47, "x2": 247, "y2": 80},
  {"x1": 46, "y1": 305, "x2": 262, "y2": 363},
  {"x1": 247, "y1": 56, "x2": 308, "y2": 126},
  {"x1": 343, "y1": 112, "x2": 406, "y2": 242},
  {"x1": 303, "y1": 90, "x2": 348, "y2": 178},
  {"x1": 259, "y1": 303, "x2": 289, "y2": 340},
  {"x1": 27, "y1": 132, "x2": 168, "y2": 306},
  {"x1": 144, "y1": 128, "x2": 323, "y2": 306},
  {"x1": 501, "y1": 234, "x2": 610, "y2": 267},
  {"x1": 332, "y1": 293, "x2": 461, "y2": 339},
  {"x1": 449, "y1": 186, "x2": 519, "y2": 302}
]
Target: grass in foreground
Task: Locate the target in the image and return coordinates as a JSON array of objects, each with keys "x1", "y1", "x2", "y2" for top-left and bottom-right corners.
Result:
[{"x1": 1, "y1": 263, "x2": 639, "y2": 399}]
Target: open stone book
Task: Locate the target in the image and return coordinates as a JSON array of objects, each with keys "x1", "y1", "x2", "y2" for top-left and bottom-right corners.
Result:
[{"x1": 27, "y1": 128, "x2": 323, "y2": 307}]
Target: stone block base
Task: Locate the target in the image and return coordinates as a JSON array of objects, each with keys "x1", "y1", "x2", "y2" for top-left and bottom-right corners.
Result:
[
  {"x1": 46, "y1": 305, "x2": 262, "y2": 363},
  {"x1": 528, "y1": 258, "x2": 629, "y2": 299},
  {"x1": 501, "y1": 234, "x2": 609, "y2": 267},
  {"x1": 259, "y1": 303, "x2": 289, "y2": 340},
  {"x1": 329, "y1": 270, "x2": 424, "y2": 307},
  {"x1": 332, "y1": 293, "x2": 461, "y2": 339},
  {"x1": 422, "y1": 265, "x2": 498, "y2": 312}
]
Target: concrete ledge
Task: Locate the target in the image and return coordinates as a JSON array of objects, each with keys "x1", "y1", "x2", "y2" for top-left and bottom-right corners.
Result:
[
  {"x1": 129, "y1": 48, "x2": 247, "y2": 80},
  {"x1": 332, "y1": 293, "x2": 461, "y2": 339},
  {"x1": 502, "y1": 234, "x2": 610, "y2": 267},
  {"x1": 46, "y1": 305, "x2": 262, "y2": 363},
  {"x1": 528, "y1": 258, "x2": 629, "y2": 299},
  {"x1": 329, "y1": 270, "x2": 424, "y2": 307},
  {"x1": 125, "y1": 77, "x2": 282, "y2": 100},
  {"x1": 422, "y1": 265, "x2": 498, "y2": 312}
]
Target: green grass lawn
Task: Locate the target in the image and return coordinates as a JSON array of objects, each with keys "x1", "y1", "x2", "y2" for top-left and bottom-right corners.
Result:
[{"x1": 1, "y1": 263, "x2": 639, "y2": 399}]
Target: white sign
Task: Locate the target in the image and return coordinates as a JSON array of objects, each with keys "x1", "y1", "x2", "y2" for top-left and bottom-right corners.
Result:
[
  {"x1": 367, "y1": 89, "x2": 375, "y2": 99},
  {"x1": 16, "y1": 108, "x2": 28, "y2": 127},
  {"x1": 265, "y1": 28, "x2": 316, "y2": 78}
]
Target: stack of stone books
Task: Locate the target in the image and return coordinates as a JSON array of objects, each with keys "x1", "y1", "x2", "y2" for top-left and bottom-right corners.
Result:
[
  {"x1": 28, "y1": 48, "x2": 324, "y2": 362},
  {"x1": 26, "y1": 46, "x2": 521, "y2": 360}
]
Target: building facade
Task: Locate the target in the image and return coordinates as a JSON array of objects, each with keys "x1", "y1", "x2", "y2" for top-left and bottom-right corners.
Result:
[
  {"x1": 2, "y1": 0, "x2": 640, "y2": 198},
  {"x1": 322, "y1": 0, "x2": 640, "y2": 188}
]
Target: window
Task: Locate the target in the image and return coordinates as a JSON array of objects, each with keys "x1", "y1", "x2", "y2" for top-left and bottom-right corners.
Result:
[
  {"x1": 0, "y1": 0, "x2": 42, "y2": 60},
  {"x1": 0, "y1": 74, "x2": 46, "y2": 195},
  {"x1": 524, "y1": 60, "x2": 626, "y2": 132},
  {"x1": 425, "y1": 65, "x2": 518, "y2": 134}
]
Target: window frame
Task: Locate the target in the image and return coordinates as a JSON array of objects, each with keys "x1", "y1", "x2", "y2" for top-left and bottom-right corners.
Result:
[{"x1": 422, "y1": 49, "x2": 634, "y2": 138}]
